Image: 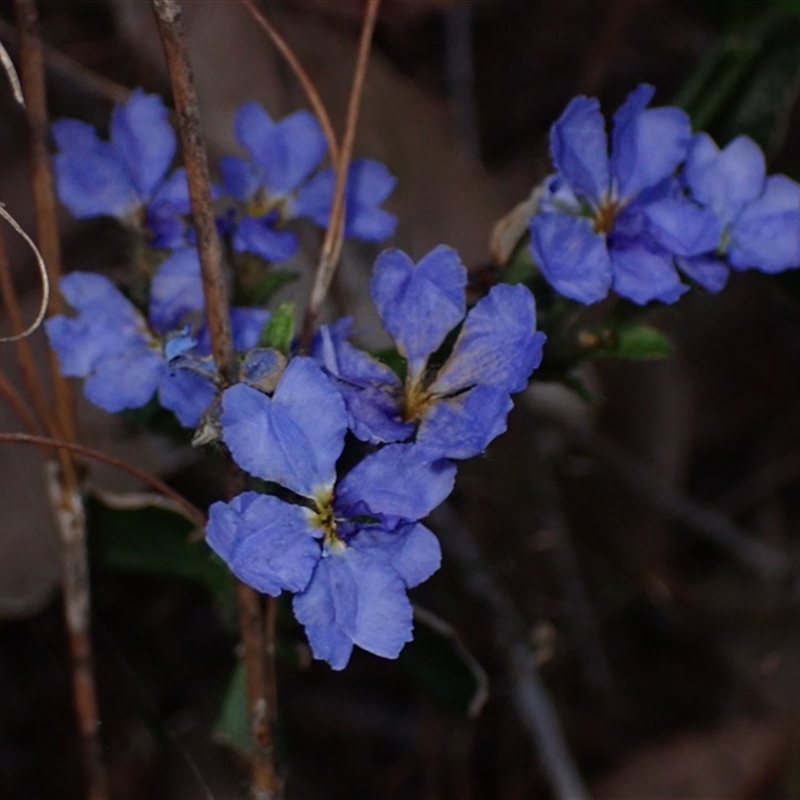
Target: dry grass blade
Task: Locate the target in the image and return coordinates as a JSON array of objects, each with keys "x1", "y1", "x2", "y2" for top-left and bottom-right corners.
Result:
[
  {"x1": 240, "y1": 0, "x2": 339, "y2": 164},
  {"x1": 0, "y1": 203, "x2": 49, "y2": 342},
  {"x1": 0, "y1": 38, "x2": 23, "y2": 105},
  {"x1": 301, "y1": 0, "x2": 381, "y2": 347}
]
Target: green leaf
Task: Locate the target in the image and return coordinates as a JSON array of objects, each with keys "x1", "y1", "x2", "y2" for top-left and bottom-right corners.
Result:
[
  {"x1": 87, "y1": 494, "x2": 234, "y2": 612},
  {"x1": 589, "y1": 323, "x2": 672, "y2": 361},
  {"x1": 214, "y1": 661, "x2": 251, "y2": 757},
  {"x1": 399, "y1": 606, "x2": 488, "y2": 717},
  {"x1": 258, "y1": 302, "x2": 295, "y2": 354}
]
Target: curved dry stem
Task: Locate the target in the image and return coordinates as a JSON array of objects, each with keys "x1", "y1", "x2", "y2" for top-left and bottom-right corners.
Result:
[
  {"x1": 240, "y1": 0, "x2": 339, "y2": 165},
  {"x1": 0, "y1": 38, "x2": 23, "y2": 105},
  {"x1": 301, "y1": 0, "x2": 381, "y2": 348},
  {"x1": 0, "y1": 203, "x2": 49, "y2": 342},
  {"x1": 0, "y1": 432, "x2": 207, "y2": 529}
]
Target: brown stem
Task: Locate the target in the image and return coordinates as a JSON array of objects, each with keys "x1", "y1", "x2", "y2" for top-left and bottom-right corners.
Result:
[
  {"x1": 240, "y1": 0, "x2": 339, "y2": 165},
  {"x1": 0, "y1": 365, "x2": 44, "y2": 440},
  {"x1": 0, "y1": 432, "x2": 207, "y2": 529},
  {"x1": 0, "y1": 218, "x2": 52, "y2": 433},
  {"x1": 236, "y1": 583, "x2": 282, "y2": 799},
  {"x1": 151, "y1": 3, "x2": 280, "y2": 795},
  {"x1": 14, "y1": 0, "x2": 77, "y2": 442},
  {"x1": 11, "y1": 6, "x2": 105, "y2": 797},
  {"x1": 44, "y1": 462, "x2": 107, "y2": 800},
  {"x1": 151, "y1": 0, "x2": 236, "y2": 385},
  {"x1": 300, "y1": 0, "x2": 381, "y2": 348}
]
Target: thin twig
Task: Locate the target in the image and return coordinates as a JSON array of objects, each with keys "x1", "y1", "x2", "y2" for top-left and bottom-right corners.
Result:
[
  {"x1": 43, "y1": 459, "x2": 107, "y2": 800},
  {"x1": 239, "y1": 0, "x2": 339, "y2": 165},
  {"x1": 151, "y1": 0, "x2": 236, "y2": 385},
  {"x1": 0, "y1": 204, "x2": 49, "y2": 343},
  {"x1": 0, "y1": 217, "x2": 52, "y2": 431},
  {"x1": 0, "y1": 16, "x2": 130, "y2": 105},
  {"x1": 12, "y1": 8, "x2": 104, "y2": 798},
  {"x1": 151, "y1": 3, "x2": 279, "y2": 796},
  {"x1": 0, "y1": 431, "x2": 206, "y2": 529},
  {"x1": 430, "y1": 503, "x2": 592, "y2": 800},
  {"x1": 236, "y1": 581, "x2": 282, "y2": 800},
  {"x1": 0, "y1": 36, "x2": 23, "y2": 105},
  {"x1": 300, "y1": 0, "x2": 381, "y2": 348},
  {"x1": 0, "y1": 364, "x2": 43, "y2": 438}
]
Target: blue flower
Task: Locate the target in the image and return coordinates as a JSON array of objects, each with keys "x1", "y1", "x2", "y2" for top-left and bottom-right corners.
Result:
[
  {"x1": 313, "y1": 245, "x2": 545, "y2": 459},
  {"x1": 221, "y1": 102, "x2": 397, "y2": 262},
  {"x1": 46, "y1": 249, "x2": 270, "y2": 427},
  {"x1": 207, "y1": 357, "x2": 455, "y2": 669},
  {"x1": 529, "y1": 84, "x2": 717, "y2": 305},
  {"x1": 52, "y1": 89, "x2": 191, "y2": 248},
  {"x1": 682, "y1": 133, "x2": 800, "y2": 276},
  {"x1": 294, "y1": 158, "x2": 398, "y2": 242},
  {"x1": 220, "y1": 102, "x2": 327, "y2": 262}
]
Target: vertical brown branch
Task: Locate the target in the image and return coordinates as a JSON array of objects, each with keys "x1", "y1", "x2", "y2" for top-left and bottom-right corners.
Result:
[
  {"x1": 14, "y1": 0, "x2": 76, "y2": 441},
  {"x1": 301, "y1": 0, "x2": 381, "y2": 348},
  {"x1": 151, "y1": 3, "x2": 281, "y2": 796},
  {"x1": 151, "y1": 0, "x2": 236, "y2": 384},
  {"x1": 13, "y1": 4, "x2": 107, "y2": 799}
]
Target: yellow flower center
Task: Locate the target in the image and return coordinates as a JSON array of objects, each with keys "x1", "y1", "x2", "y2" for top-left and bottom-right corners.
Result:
[{"x1": 592, "y1": 197, "x2": 623, "y2": 235}]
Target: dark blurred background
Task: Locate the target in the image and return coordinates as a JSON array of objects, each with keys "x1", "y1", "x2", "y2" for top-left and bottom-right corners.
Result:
[{"x1": 4, "y1": 1, "x2": 800, "y2": 798}]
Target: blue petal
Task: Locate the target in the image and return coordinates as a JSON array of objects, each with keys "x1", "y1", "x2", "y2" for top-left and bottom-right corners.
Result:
[
  {"x1": 236, "y1": 103, "x2": 326, "y2": 195},
  {"x1": 352, "y1": 521, "x2": 441, "y2": 588},
  {"x1": 52, "y1": 119, "x2": 138, "y2": 219},
  {"x1": 148, "y1": 248, "x2": 205, "y2": 333},
  {"x1": 293, "y1": 159, "x2": 398, "y2": 242},
  {"x1": 146, "y1": 168, "x2": 191, "y2": 248},
  {"x1": 207, "y1": 492, "x2": 320, "y2": 596},
  {"x1": 529, "y1": 213, "x2": 613, "y2": 304},
  {"x1": 313, "y1": 323, "x2": 402, "y2": 390},
  {"x1": 610, "y1": 244, "x2": 686, "y2": 305},
  {"x1": 84, "y1": 346, "x2": 165, "y2": 412},
  {"x1": 729, "y1": 175, "x2": 800, "y2": 273},
  {"x1": 230, "y1": 307, "x2": 270, "y2": 352},
  {"x1": 46, "y1": 272, "x2": 148, "y2": 376},
  {"x1": 610, "y1": 84, "x2": 690, "y2": 199},
  {"x1": 110, "y1": 89, "x2": 176, "y2": 200},
  {"x1": 336, "y1": 443, "x2": 456, "y2": 520},
  {"x1": 685, "y1": 133, "x2": 765, "y2": 225},
  {"x1": 342, "y1": 160, "x2": 398, "y2": 241},
  {"x1": 219, "y1": 155, "x2": 261, "y2": 202},
  {"x1": 232, "y1": 216, "x2": 299, "y2": 263},
  {"x1": 293, "y1": 546, "x2": 413, "y2": 669},
  {"x1": 417, "y1": 384, "x2": 512, "y2": 460},
  {"x1": 676, "y1": 255, "x2": 729, "y2": 293},
  {"x1": 158, "y1": 367, "x2": 216, "y2": 427},
  {"x1": 221, "y1": 358, "x2": 347, "y2": 496},
  {"x1": 339, "y1": 383, "x2": 412, "y2": 444},
  {"x1": 549, "y1": 95, "x2": 609, "y2": 203},
  {"x1": 370, "y1": 246, "x2": 466, "y2": 378},
  {"x1": 641, "y1": 192, "x2": 722, "y2": 257},
  {"x1": 433, "y1": 283, "x2": 544, "y2": 395}
]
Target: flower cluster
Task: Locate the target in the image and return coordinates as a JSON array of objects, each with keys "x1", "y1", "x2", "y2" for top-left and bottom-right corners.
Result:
[
  {"x1": 206, "y1": 245, "x2": 545, "y2": 668},
  {"x1": 52, "y1": 90, "x2": 397, "y2": 259},
  {"x1": 529, "y1": 84, "x2": 800, "y2": 305},
  {"x1": 47, "y1": 89, "x2": 398, "y2": 427},
  {"x1": 45, "y1": 91, "x2": 545, "y2": 667}
]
